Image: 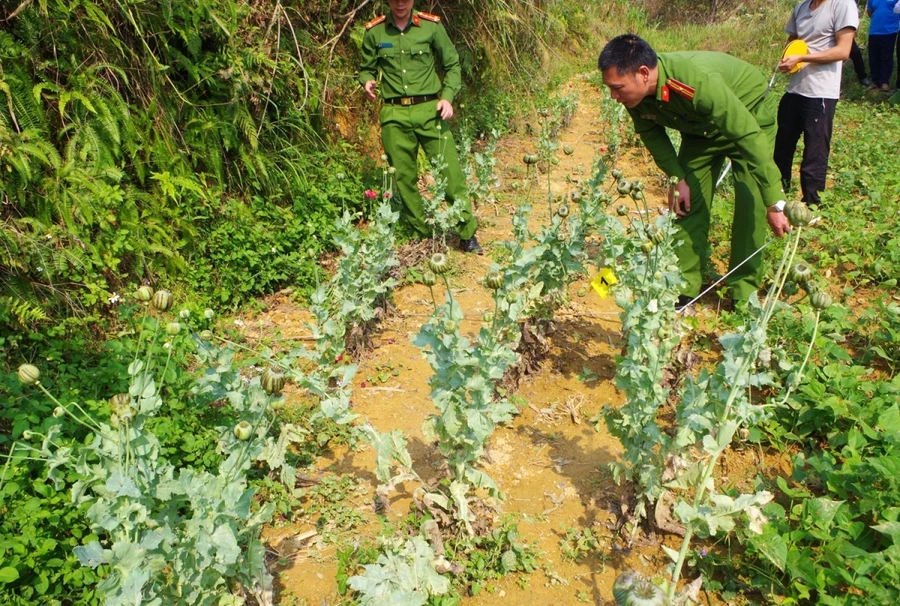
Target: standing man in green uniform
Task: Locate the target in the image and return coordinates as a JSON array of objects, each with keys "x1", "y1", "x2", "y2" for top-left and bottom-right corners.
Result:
[
  {"x1": 359, "y1": 0, "x2": 482, "y2": 254},
  {"x1": 599, "y1": 34, "x2": 792, "y2": 308}
]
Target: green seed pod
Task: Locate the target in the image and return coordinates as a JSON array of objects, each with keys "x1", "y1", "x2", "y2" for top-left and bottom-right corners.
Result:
[
  {"x1": 563, "y1": 144, "x2": 574, "y2": 155},
  {"x1": 17, "y1": 363, "x2": 40, "y2": 385},
  {"x1": 261, "y1": 367, "x2": 286, "y2": 395},
  {"x1": 199, "y1": 330, "x2": 214, "y2": 342},
  {"x1": 783, "y1": 281, "x2": 800, "y2": 297},
  {"x1": 270, "y1": 396, "x2": 285, "y2": 410},
  {"x1": 613, "y1": 572, "x2": 638, "y2": 605},
  {"x1": 165, "y1": 322, "x2": 181, "y2": 336},
  {"x1": 422, "y1": 271, "x2": 437, "y2": 287},
  {"x1": 233, "y1": 421, "x2": 252, "y2": 441},
  {"x1": 505, "y1": 291, "x2": 518, "y2": 304},
  {"x1": 791, "y1": 262, "x2": 812, "y2": 284},
  {"x1": 557, "y1": 205, "x2": 570, "y2": 218},
  {"x1": 570, "y1": 190, "x2": 582, "y2": 202},
  {"x1": 444, "y1": 320, "x2": 458, "y2": 333},
  {"x1": 380, "y1": 154, "x2": 388, "y2": 162},
  {"x1": 616, "y1": 205, "x2": 629, "y2": 216},
  {"x1": 611, "y1": 168, "x2": 624, "y2": 180},
  {"x1": 387, "y1": 166, "x2": 396, "y2": 174},
  {"x1": 657, "y1": 326, "x2": 672, "y2": 340},
  {"x1": 523, "y1": 153, "x2": 539, "y2": 165},
  {"x1": 626, "y1": 578, "x2": 668, "y2": 606},
  {"x1": 632, "y1": 180, "x2": 645, "y2": 192},
  {"x1": 646, "y1": 226, "x2": 665, "y2": 244},
  {"x1": 53, "y1": 406, "x2": 65, "y2": 418},
  {"x1": 428, "y1": 253, "x2": 449, "y2": 275},
  {"x1": 109, "y1": 393, "x2": 130, "y2": 411},
  {"x1": 203, "y1": 308, "x2": 216, "y2": 320},
  {"x1": 785, "y1": 201, "x2": 813, "y2": 227},
  {"x1": 810, "y1": 291, "x2": 833, "y2": 310},
  {"x1": 550, "y1": 156, "x2": 560, "y2": 166},
  {"x1": 151, "y1": 289, "x2": 173, "y2": 312},
  {"x1": 617, "y1": 179, "x2": 631, "y2": 195},
  {"x1": 669, "y1": 175, "x2": 680, "y2": 186},
  {"x1": 484, "y1": 271, "x2": 504, "y2": 290},
  {"x1": 483, "y1": 312, "x2": 495, "y2": 324},
  {"x1": 641, "y1": 241, "x2": 655, "y2": 254},
  {"x1": 632, "y1": 191, "x2": 645, "y2": 201},
  {"x1": 135, "y1": 285, "x2": 153, "y2": 302},
  {"x1": 335, "y1": 173, "x2": 346, "y2": 181},
  {"x1": 22, "y1": 430, "x2": 34, "y2": 440},
  {"x1": 179, "y1": 309, "x2": 191, "y2": 320}
]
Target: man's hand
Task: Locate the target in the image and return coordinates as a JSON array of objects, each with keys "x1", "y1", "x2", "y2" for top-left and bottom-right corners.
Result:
[
  {"x1": 778, "y1": 55, "x2": 804, "y2": 73},
  {"x1": 668, "y1": 179, "x2": 691, "y2": 216},
  {"x1": 767, "y1": 207, "x2": 792, "y2": 237},
  {"x1": 364, "y1": 80, "x2": 378, "y2": 102},
  {"x1": 437, "y1": 100, "x2": 454, "y2": 120}
]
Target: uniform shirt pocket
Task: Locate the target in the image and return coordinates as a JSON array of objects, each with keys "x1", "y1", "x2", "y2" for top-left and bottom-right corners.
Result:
[{"x1": 377, "y1": 46, "x2": 399, "y2": 59}]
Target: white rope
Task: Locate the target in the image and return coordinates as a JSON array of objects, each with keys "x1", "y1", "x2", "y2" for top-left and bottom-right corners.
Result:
[
  {"x1": 677, "y1": 239, "x2": 772, "y2": 313},
  {"x1": 715, "y1": 160, "x2": 732, "y2": 189}
]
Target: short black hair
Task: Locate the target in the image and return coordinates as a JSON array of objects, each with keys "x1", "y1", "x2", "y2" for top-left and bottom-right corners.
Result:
[{"x1": 598, "y1": 34, "x2": 658, "y2": 74}]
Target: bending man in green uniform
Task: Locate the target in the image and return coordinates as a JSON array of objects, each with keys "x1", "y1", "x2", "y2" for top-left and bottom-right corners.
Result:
[
  {"x1": 599, "y1": 34, "x2": 792, "y2": 307},
  {"x1": 359, "y1": 0, "x2": 482, "y2": 254}
]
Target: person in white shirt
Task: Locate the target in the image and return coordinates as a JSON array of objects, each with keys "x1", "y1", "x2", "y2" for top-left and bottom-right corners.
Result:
[{"x1": 773, "y1": 0, "x2": 859, "y2": 207}]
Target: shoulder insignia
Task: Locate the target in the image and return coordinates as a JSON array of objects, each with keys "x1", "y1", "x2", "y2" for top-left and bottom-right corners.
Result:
[
  {"x1": 666, "y1": 78, "x2": 695, "y2": 101},
  {"x1": 418, "y1": 11, "x2": 441, "y2": 23},
  {"x1": 365, "y1": 15, "x2": 386, "y2": 30}
]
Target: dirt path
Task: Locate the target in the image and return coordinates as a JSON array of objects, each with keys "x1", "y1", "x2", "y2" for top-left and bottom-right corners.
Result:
[{"x1": 251, "y1": 75, "x2": 676, "y2": 605}]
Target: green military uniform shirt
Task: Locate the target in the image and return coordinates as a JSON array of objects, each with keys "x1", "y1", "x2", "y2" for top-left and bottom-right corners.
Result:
[
  {"x1": 356, "y1": 10, "x2": 477, "y2": 241},
  {"x1": 627, "y1": 51, "x2": 783, "y2": 207},
  {"x1": 358, "y1": 11, "x2": 461, "y2": 103}
]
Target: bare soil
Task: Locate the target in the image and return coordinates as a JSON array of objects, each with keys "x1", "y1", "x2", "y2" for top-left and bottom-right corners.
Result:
[{"x1": 244, "y1": 75, "x2": 763, "y2": 606}]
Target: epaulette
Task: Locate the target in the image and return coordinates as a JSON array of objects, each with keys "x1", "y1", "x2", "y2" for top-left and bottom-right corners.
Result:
[
  {"x1": 365, "y1": 15, "x2": 386, "y2": 30},
  {"x1": 418, "y1": 11, "x2": 441, "y2": 23},
  {"x1": 666, "y1": 78, "x2": 695, "y2": 101}
]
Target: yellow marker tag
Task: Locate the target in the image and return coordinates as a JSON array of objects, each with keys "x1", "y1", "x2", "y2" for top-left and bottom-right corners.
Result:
[{"x1": 591, "y1": 268, "x2": 618, "y2": 298}]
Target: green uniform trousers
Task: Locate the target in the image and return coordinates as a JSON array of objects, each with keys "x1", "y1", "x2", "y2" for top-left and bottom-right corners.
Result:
[
  {"x1": 675, "y1": 118, "x2": 775, "y2": 302},
  {"x1": 380, "y1": 100, "x2": 477, "y2": 239}
]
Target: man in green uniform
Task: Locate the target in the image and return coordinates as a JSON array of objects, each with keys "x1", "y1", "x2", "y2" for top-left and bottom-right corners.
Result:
[
  {"x1": 599, "y1": 34, "x2": 792, "y2": 307},
  {"x1": 359, "y1": 0, "x2": 482, "y2": 253}
]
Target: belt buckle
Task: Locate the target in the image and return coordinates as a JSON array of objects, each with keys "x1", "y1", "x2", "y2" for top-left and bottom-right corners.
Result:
[{"x1": 400, "y1": 97, "x2": 413, "y2": 106}]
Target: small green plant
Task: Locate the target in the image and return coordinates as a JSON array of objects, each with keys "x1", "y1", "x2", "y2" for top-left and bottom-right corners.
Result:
[
  {"x1": 347, "y1": 535, "x2": 451, "y2": 605},
  {"x1": 559, "y1": 524, "x2": 602, "y2": 563}
]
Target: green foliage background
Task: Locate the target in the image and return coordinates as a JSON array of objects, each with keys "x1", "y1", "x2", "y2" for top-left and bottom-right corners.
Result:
[{"x1": 0, "y1": 0, "x2": 600, "y2": 333}]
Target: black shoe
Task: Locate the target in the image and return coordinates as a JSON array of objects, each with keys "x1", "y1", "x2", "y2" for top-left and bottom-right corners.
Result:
[
  {"x1": 676, "y1": 294, "x2": 693, "y2": 310},
  {"x1": 459, "y1": 236, "x2": 484, "y2": 255}
]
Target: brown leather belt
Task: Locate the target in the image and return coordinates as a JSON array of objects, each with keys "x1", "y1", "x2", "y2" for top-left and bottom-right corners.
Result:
[{"x1": 385, "y1": 94, "x2": 439, "y2": 106}]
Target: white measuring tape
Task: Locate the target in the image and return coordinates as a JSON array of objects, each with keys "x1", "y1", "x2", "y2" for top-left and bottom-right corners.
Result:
[{"x1": 676, "y1": 214, "x2": 821, "y2": 313}]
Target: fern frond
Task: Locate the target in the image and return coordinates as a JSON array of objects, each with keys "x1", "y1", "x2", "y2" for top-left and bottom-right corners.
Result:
[{"x1": 0, "y1": 294, "x2": 49, "y2": 325}]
